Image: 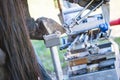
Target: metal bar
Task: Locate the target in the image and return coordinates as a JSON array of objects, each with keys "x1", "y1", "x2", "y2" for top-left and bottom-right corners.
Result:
[
  {"x1": 67, "y1": 35, "x2": 80, "y2": 51},
  {"x1": 57, "y1": 0, "x2": 64, "y2": 23},
  {"x1": 75, "y1": 0, "x2": 94, "y2": 18},
  {"x1": 101, "y1": 2, "x2": 110, "y2": 24},
  {"x1": 68, "y1": 0, "x2": 104, "y2": 28},
  {"x1": 50, "y1": 46, "x2": 63, "y2": 80},
  {"x1": 76, "y1": 0, "x2": 104, "y2": 24}
]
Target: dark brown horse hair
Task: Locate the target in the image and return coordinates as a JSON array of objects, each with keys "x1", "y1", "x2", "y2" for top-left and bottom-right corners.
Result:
[{"x1": 0, "y1": 0, "x2": 43, "y2": 80}]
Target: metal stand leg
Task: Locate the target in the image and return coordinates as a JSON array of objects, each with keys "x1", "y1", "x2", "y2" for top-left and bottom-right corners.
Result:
[{"x1": 50, "y1": 46, "x2": 63, "y2": 80}]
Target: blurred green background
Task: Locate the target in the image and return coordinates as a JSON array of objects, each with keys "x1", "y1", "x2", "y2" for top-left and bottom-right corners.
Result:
[{"x1": 31, "y1": 40, "x2": 67, "y2": 73}]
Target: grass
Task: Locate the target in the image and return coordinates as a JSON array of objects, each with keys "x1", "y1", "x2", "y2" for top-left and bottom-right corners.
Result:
[
  {"x1": 31, "y1": 40, "x2": 67, "y2": 73},
  {"x1": 114, "y1": 37, "x2": 120, "y2": 51},
  {"x1": 114, "y1": 37, "x2": 120, "y2": 46}
]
